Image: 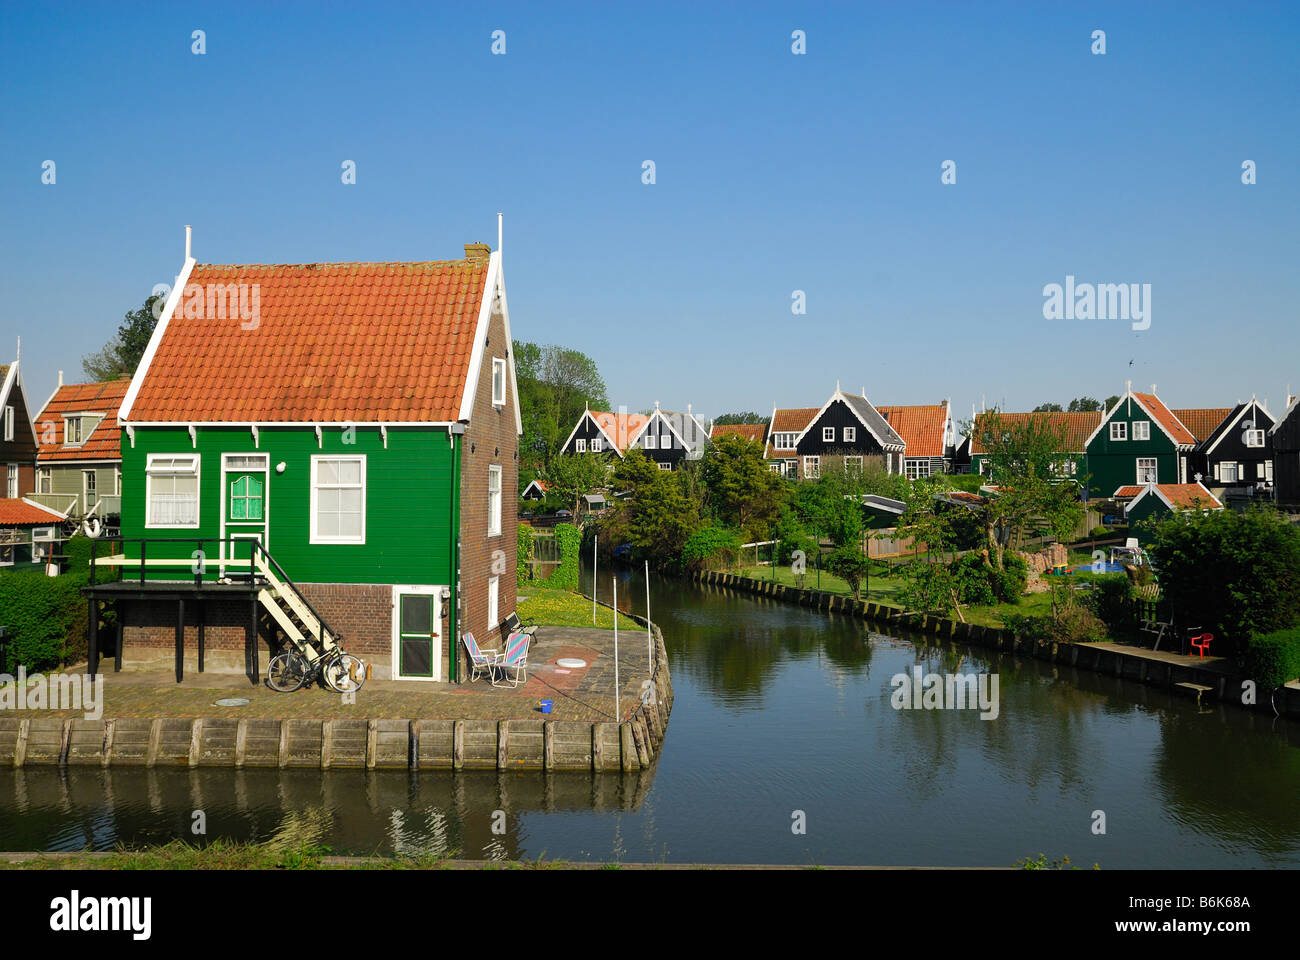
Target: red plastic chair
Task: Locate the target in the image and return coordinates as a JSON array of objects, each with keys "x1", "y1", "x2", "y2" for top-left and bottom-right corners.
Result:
[{"x1": 1189, "y1": 632, "x2": 1213, "y2": 658}]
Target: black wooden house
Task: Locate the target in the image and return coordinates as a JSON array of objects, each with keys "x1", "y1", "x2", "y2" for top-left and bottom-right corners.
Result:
[{"x1": 792, "y1": 386, "x2": 905, "y2": 479}]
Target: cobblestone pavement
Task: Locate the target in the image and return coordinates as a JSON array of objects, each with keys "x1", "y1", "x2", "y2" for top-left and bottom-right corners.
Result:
[{"x1": 8, "y1": 626, "x2": 657, "y2": 722}]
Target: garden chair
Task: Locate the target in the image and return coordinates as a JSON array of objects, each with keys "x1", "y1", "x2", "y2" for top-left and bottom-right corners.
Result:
[
  {"x1": 462, "y1": 632, "x2": 500, "y2": 683},
  {"x1": 491, "y1": 632, "x2": 532, "y2": 689},
  {"x1": 501, "y1": 611, "x2": 537, "y2": 640}
]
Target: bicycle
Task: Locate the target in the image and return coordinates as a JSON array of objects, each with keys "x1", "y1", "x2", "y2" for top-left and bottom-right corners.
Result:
[{"x1": 267, "y1": 645, "x2": 367, "y2": 694}]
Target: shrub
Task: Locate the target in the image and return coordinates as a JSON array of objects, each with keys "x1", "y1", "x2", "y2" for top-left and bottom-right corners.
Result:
[
  {"x1": 1089, "y1": 526, "x2": 1112, "y2": 538},
  {"x1": 825, "y1": 546, "x2": 871, "y2": 600},
  {"x1": 681, "y1": 524, "x2": 743, "y2": 571},
  {"x1": 992, "y1": 552, "x2": 1027, "y2": 603},
  {"x1": 1244, "y1": 628, "x2": 1300, "y2": 689},
  {"x1": 1049, "y1": 604, "x2": 1108, "y2": 644},
  {"x1": 1089, "y1": 575, "x2": 1135, "y2": 635},
  {"x1": 0, "y1": 570, "x2": 88, "y2": 671},
  {"x1": 547, "y1": 523, "x2": 581, "y2": 591},
  {"x1": 517, "y1": 525, "x2": 534, "y2": 585},
  {"x1": 1146, "y1": 507, "x2": 1300, "y2": 654},
  {"x1": 949, "y1": 553, "x2": 995, "y2": 606}
]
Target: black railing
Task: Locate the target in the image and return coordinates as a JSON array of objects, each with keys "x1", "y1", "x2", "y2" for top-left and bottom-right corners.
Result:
[
  {"x1": 89, "y1": 537, "x2": 261, "y2": 588},
  {"x1": 249, "y1": 540, "x2": 339, "y2": 645}
]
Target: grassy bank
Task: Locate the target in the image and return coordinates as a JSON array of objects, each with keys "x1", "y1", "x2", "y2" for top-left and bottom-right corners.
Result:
[
  {"x1": 517, "y1": 583, "x2": 639, "y2": 631},
  {"x1": 737, "y1": 549, "x2": 1117, "y2": 630}
]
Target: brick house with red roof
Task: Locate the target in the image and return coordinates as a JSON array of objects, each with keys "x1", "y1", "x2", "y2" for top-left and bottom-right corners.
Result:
[{"x1": 110, "y1": 232, "x2": 520, "y2": 683}]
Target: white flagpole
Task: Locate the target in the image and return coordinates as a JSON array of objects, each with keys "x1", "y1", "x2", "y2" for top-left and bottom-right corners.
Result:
[
  {"x1": 593, "y1": 534, "x2": 598, "y2": 624},
  {"x1": 613, "y1": 577, "x2": 620, "y2": 721}
]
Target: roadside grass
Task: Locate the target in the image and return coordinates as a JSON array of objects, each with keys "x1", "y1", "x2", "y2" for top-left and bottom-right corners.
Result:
[{"x1": 517, "y1": 583, "x2": 639, "y2": 631}]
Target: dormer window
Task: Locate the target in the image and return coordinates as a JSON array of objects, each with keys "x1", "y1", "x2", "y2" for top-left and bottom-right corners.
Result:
[{"x1": 65, "y1": 416, "x2": 83, "y2": 445}]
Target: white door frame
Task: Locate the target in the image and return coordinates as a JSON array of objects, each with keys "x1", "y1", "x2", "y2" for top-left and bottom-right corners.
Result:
[
  {"x1": 220, "y1": 453, "x2": 269, "y2": 575},
  {"x1": 392, "y1": 585, "x2": 444, "y2": 682}
]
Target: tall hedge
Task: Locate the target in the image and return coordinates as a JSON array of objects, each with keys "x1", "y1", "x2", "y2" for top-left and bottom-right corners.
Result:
[
  {"x1": 1244, "y1": 628, "x2": 1300, "y2": 689},
  {"x1": 547, "y1": 523, "x2": 581, "y2": 591}
]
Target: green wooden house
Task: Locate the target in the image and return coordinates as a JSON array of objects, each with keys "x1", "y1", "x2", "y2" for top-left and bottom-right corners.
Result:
[
  {"x1": 966, "y1": 410, "x2": 1100, "y2": 487},
  {"x1": 1083, "y1": 385, "x2": 1197, "y2": 499},
  {"x1": 1121, "y1": 482, "x2": 1223, "y2": 544},
  {"x1": 104, "y1": 231, "x2": 520, "y2": 684}
]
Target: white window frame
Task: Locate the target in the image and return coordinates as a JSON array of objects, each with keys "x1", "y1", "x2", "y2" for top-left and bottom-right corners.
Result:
[
  {"x1": 1110, "y1": 421, "x2": 1127, "y2": 441},
  {"x1": 844, "y1": 455, "x2": 863, "y2": 475},
  {"x1": 114, "y1": 466, "x2": 121, "y2": 496},
  {"x1": 36, "y1": 466, "x2": 51, "y2": 494},
  {"x1": 488, "y1": 575, "x2": 500, "y2": 630},
  {"x1": 309, "y1": 454, "x2": 367, "y2": 544},
  {"x1": 83, "y1": 469, "x2": 96, "y2": 507},
  {"x1": 843, "y1": 426, "x2": 856, "y2": 443},
  {"x1": 31, "y1": 526, "x2": 56, "y2": 564},
  {"x1": 1136, "y1": 458, "x2": 1158, "y2": 484},
  {"x1": 1221, "y1": 461, "x2": 1238, "y2": 483},
  {"x1": 822, "y1": 426, "x2": 835, "y2": 443},
  {"x1": 575, "y1": 438, "x2": 586, "y2": 453},
  {"x1": 1264, "y1": 460, "x2": 1274, "y2": 481},
  {"x1": 64, "y1": 416, "x2": 83, "y2": 446},
  {"x1": 774, "y1": 433, "x2": 795, "y2": 451},
  {"x1": 491, "y1": 357, "x2": 507, "y2": 406},
  {"x1": 657, "y1": 462, "x2": 672, "y2": 471},
  {"x1": 1132, "y1": 420, "x2": 1150, "y2": 441},
  {"x1": 905, "y1": 459, "x2": 931, "y2": 480},
  {"x1": 145, "y1": 454, "x2": 202, "y2": 529},
  {"x1": 1245, "y1": 429, "x2": 1265, "y2": 448},
  {"x1": 2, "y1": 405, "x2": 12, "y2": 442},
  {"x1": 590, "y1": 437, "x2": 602, "y2": 453},
  {"x1": 488, "y1": 464, "x2": 502, "y2": 537},
  {"x1": 661, "y1": 432, "x2": 672, "y2": 449},
  {"x1": 803, "y1": 456, "x2": 820, "y2": 479},
  {"x1": 5, "y1": 464, "x2": 16, "y2": 499},
  {"x1": 644, "y1": 433, "x2": 657, "y2": 450}
]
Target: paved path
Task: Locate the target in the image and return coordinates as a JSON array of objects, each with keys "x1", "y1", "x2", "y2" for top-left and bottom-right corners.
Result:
[{"x1": 10, "y1": 626, "x2": 655, "y2": 723}]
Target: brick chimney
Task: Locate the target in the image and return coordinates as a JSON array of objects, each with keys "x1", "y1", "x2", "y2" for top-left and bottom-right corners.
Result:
[{"x1": 464, "y1": 242, "x2": 491, "y2": 262}]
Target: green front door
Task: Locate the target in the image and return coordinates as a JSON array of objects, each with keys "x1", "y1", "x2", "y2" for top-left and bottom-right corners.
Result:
[{"x1": 223, "y1": 454, "x2": 270, "y2": 572}]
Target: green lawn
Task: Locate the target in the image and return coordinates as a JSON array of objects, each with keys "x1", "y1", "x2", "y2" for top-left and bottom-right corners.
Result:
[{"x1": 517, "y1": 583, "x2": 640, "y2": 631}]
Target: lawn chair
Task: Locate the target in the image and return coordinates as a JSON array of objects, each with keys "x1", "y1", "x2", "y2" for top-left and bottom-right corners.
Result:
[
  {"x1": 462, "y1": 632, "x2": 500, "y2": 683},
  {"x1": 491, "y1": 632, "x2": 531, "y2": 689}
]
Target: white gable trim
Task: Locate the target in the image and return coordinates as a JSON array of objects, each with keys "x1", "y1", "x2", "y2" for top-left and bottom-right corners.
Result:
[
  {"x1": 793, "y1": 390, "x2": 903, "y2": 450},
  {"x1": 632, "y1": 408, "x2": 692, "y2": 452},
  {"x1": 456, "y1": 251, "x2": 522, "y2": 435},
  {"x1": 119, "y1": 255, "x2": 196, "y2": 423},
  {"x1": 1084, "y1": 389, "x2": 1189, "y2": 450},
  {"x1": 0, "y1": 361, "x2": 36, "y2": 440},
  {"x1": 560, "y1": 409, "x2": 625, "y2": 458},
  {"x1": 1203, "y1": 400, "x2": 1272, "y2": 457}
]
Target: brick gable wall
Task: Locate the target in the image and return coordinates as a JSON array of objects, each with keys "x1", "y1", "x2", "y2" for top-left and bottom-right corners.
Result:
[{"x1": 456, "y1": 298, "x2": 519, "y2": 678}]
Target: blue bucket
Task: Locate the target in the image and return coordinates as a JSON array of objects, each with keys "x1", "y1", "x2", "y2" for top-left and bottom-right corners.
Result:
[{"x1": 540, "y1": 700, "x2": 553, "y2": 714}]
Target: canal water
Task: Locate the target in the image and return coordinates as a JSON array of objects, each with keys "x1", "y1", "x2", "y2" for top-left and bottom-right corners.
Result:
[{"x1": 2, "y1": 566, "x2": 1298, "y2": 867}]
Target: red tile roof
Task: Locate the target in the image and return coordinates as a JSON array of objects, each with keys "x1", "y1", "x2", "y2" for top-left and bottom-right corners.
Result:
[
  {"x1": 969, "y1": 411, "x2": 1102, "y2": 454},
  {"x1": 590, "y1": 410, "x2": 650, "y2": 455},
  {"x1": 1170, "y1": 408, "x2": 1233, "y2": 444},
  {"x1": 126, "y1": 259, "x2": 491, "y2": 422},
  {"x1": 765, "y1": 407, "x2": 818, "y2": 458},
  {"x1": 879, "y1": 404, "x2": 948, "y2": 457},
  {"x1": 1133, "y1": 393, "x2": 1196, "y2": 446},
  {"x1": 0, "y1": 498, "x2": 65, "y2": 525},
  {"x1": 35, "y1": 379, "x2": 130, "y2": 461},
  {"x1": 709, "y1": 423, "x2": 766, "y2": 443},
  {"x1": 1123, "y1": 483, "x2": 1222, "y2": 510}
]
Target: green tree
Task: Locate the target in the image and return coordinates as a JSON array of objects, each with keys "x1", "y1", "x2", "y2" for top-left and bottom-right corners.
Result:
[
  {"x1": 540, "y1": 453, "x2": 608, "y2": 517},
  {"x1": 513, "y1": 340, "x2": 610, "y2": 478},
  {"x1": 606, "y1": 448, "x2": 701, "y2": 564},
  {"x1": 82, "y1": 296, "x2": 164, "y2": 381},
  {"x1": 826, "y1": 545, "x2": 871, "y2": 600},
  {"x1": 1145, "y1": 506, "x2": 1300, "y2": 655},
  {"x1": 712, "y1": 411, "x2": 768, "y2": 426},
  {"x1": 1103, "y1": 394, "x2": 1120, "y2": 411},
  {"x1": 965, "y1": 410, "x2": 1085, "y2": 569},
  {"x1": 701, "y1": 434, "x2": 785, "y2": 540},
  {"x1": 1067, "y1": 397, "x2": 1102, "y2": 412},
  {"x1": 1032, "y1": 402, "x2": 1063, "y2": 412}
]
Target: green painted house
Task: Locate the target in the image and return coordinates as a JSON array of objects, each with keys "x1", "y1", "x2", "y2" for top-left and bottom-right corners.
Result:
[
  {"x1": 109, "y1": 231, "x2": 521, "y2": 684},
  {"x1": 1121, "y1": 482, "x2": 1223, "y2": 544},
  {"x1": 966, "y1": 410, "x2": 1100, "y2": 487},
  {"x1": 1084, "y1": 385, "x2": 1197, "y2": 499}
]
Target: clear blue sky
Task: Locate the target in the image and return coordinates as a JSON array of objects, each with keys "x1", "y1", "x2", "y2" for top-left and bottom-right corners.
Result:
[{"x1": 2, "y1": 1, "x2": 1297, "y2": 423}]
